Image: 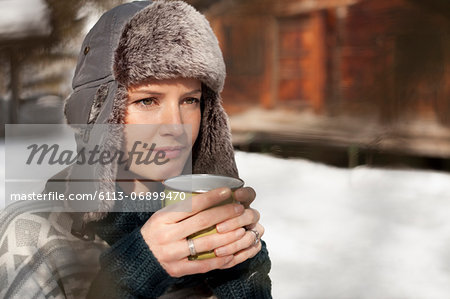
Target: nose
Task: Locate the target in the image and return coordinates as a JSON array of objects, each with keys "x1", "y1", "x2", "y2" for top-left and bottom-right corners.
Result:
[{"x1": 158, "y1": 103, "x2": 184, "y2": 137}]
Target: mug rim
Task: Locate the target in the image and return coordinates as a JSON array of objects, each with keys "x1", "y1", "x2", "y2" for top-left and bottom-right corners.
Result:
[{"x1": 163, "y1": 174, "x2": 244, "y2": 193}]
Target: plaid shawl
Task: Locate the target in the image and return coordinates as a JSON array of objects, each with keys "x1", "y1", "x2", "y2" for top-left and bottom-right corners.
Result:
[{"x1": 0, "y1": 202, "x2": 107, "y2": 298}]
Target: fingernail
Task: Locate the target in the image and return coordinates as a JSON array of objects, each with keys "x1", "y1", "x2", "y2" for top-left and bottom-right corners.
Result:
[
  {"x1": 216, "y1": 223, "x2": 226, "y2": 233},
  {"x1": 234, "y1": 203, "x2": 244, "y2": 214},
  {"x1": 235, "y1": 188, "x2": 244, "y2": 198},
  {"x1": 237, "y1": 227, "x2": 246, "y2": 237},
  {"x1": 219, "y1": 188, "x2": 231, "y2": 199},
  {"x1": 215, "y1": 247, "x2": 226, "y2": 257}
]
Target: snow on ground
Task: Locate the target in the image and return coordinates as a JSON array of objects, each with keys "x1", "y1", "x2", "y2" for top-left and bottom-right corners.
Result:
[
  {"x1": 1, "y1": 142, "x2": 450, "y2": 298},
  {"x1": 235, "y1": 151, "x2": 450, "y2": 299}
]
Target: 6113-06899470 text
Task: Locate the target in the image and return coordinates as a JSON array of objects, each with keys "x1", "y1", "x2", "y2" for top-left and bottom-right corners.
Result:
[{"x1": 9, "y1": 191, "x2": 186, "y2": 201}]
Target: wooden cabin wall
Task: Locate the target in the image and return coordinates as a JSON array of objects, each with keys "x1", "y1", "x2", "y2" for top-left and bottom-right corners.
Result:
[
  {"x1": 210, "y1": 8, "x2": 327, "y2": 112},
  {"x1": 209, "y1": 0, "x2": 450, "y2": 126},
  {"x1": 339, "y1": 0, "x2": 450, "y2": 125},
  {"x1": 210, "y1": 16, "x2": 268, "y2": 111}
]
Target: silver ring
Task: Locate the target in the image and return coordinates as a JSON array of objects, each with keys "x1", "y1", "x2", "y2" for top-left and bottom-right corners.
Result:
[
  {"x1": 187, "y1": 238, "x2": 197, "y2": 256},
  {"x1": 249, "y1": 229, "x2": 260, "y2": 246}
]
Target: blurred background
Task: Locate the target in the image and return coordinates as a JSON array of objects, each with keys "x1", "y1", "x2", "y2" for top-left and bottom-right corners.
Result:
[
  {"x1": 1, "y1": 0, "x2": 450, "y2": 298},
  {"x1": 2, "y1": 0, "x2": 450, "y2": 170}
]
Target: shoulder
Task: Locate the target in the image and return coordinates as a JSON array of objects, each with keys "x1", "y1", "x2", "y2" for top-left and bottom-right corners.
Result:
[{"x1": 0, "y1": 204, "x2": 107, "y2": 298}]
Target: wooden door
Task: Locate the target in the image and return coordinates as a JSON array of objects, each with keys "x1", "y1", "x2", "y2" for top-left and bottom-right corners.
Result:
[{"x1": 276, "y1": 13, "x2": 325, "y2": 111}]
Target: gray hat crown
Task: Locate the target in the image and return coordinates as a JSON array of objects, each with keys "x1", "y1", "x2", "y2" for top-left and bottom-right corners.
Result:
[{"x1": 72, "y1": 1, "x2": 151, "y2": 90}]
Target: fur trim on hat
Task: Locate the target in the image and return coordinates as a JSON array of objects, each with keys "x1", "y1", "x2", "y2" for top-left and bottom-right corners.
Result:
[
  {"x1": 114, "y1": 0, "x2": 226, "y2": 93},
  {"x1": 193, "y1": 85, "x2": 238, "y2": 177}
]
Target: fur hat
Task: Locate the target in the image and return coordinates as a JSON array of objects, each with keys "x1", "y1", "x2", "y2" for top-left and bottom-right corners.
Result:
[
  {"x1": 114, "y1": 1, "x2": 226, "y2": 93},
  {"x1": 59, "y1": 0, "x2": 238, "y2": 222}
]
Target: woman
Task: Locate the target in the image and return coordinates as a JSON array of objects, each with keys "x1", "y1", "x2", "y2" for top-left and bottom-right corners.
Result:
[
  {"x1": 68, "y1": 1, "x2": 272, "y2": 298},
  {"x1": 0, "y1": 1, "x2": 271, "y2": 298}
]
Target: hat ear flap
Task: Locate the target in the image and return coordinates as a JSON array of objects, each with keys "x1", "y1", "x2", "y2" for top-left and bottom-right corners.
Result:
[
  {"x1": 192, "y1": 85, "x2": 238, "y2": 178},
  {"x1": 87, "y1": 84, "x2": 109, "y2": 124},
  {"x1": 82, "y1": 85, "x2": 128, "y2": 223},
  {"x1": 108, "y1": 84, "x2": 128, "y2": 125}
]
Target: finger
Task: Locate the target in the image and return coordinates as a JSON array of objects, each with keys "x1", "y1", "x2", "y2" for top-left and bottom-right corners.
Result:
[
  {"x1": 214, "y1": 224, "x2": 264, "y2": 257},
  {"x1": 167, "y1": 255, "x2": 234, "y2": 277},
  {"x1": 149, "y1": 227, "x2": 244, "y2": 264},
  {"x1": 233, "y1": 187, "x2": 256, "y2": 208},
  {"x1": 174, "y1": 202, "x2": 245, "y2": 239},
  {"x1": 220, "y1": 240, "x2": 262, "y2": 270},
  {"x1": 216, "y1": 208, "x2": 260, "y2": 233},
  {"x1": 148, "y1": 241, "x2": 188, "y2": 263},
  {"x1": 157, "y1": 187, "x2": 232, "y2": 222},
  {"x1": 188, "y1": 227, "x2": 246, "y2": 256},
  {"x1": 161, "y1": 227, "x2": 246, "y2": 261}
]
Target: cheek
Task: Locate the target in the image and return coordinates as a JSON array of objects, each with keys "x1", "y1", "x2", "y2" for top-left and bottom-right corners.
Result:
[
  {"x1": 125, "y1": 110, "x2": 149, "y2": 124},
  {"x1": 124, "y1": 107, "x2": 139, "y2": 124},
  {"x1": 125, "y1": 108, "x2": 162, "y2": 126},
  {"x1": 124, "y1": 113, "x2": 134, "y2": 125}
]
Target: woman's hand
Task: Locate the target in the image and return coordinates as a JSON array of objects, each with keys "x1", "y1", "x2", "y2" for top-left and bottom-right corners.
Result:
[
  {"x1": 140, "y1": 187, "x2": 248, "y2": 277},
  {"x1": 214, "y1": 187, "x2": 265, "y2": 269}
]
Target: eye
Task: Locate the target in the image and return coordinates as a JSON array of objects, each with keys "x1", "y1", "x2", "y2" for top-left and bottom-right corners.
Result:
[
  {"x1": 132, "y1": 97, "x2": 158, "y2": 110},
  {"x1": 138, "y1": 98, "x2": 156, "y2": 106},
  {"x1": 183, "y1": 97, "x2": 200, "y2": 105}
]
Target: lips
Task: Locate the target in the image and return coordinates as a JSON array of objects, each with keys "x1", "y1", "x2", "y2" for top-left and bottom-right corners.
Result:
[{"x1": 154, "y1": 146, "x2": 186, "y2": 159}]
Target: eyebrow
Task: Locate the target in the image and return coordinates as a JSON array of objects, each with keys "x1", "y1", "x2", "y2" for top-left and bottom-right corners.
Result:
[
  {"x1": 131, "y1": 89, "x2": 202, "y2": 97},
  {"x1": 184, "y1": 89, "x2": 202, "y2": 96}
]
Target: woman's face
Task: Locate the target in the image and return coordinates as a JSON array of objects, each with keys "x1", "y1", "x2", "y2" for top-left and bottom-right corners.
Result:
[{"x1": 122, "y1": 77, "x2": 202, "y2": 181}]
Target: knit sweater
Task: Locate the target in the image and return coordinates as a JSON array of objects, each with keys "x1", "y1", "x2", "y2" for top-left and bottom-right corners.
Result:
[{"x1": 86, "y1": 211, "x2": 272, "y2": 298}]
